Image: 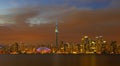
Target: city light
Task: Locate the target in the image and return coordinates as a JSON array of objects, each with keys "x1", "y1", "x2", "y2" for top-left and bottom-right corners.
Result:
[{"x1": 0, "y1": 36, "x2": 119, "y2": 54}]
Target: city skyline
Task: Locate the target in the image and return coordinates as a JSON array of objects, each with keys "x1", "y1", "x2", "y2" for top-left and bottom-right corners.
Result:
[{"x1": 0, "y1": 0, "x2": 120, "y2": 44}]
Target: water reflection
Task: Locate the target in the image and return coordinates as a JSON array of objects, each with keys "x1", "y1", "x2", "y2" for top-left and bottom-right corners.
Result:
[
  {"x1": 79, "y1": 55, "x2": 96, "y2": 66},
  {"x1": 0, "y1": 55, "x2": 119, "y2": 66}
]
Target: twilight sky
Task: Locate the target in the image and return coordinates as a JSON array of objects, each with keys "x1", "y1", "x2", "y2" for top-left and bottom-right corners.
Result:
[{"x1": 0, "y1": 0, "x2": 120, "y2": 44}]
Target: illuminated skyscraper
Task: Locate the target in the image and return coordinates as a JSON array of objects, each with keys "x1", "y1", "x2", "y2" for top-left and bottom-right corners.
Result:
[{"x1": 55, "y1": 18, "x2": 59, "y2": 48}]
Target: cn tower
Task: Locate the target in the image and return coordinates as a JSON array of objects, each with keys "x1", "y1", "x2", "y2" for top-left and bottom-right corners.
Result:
[{"x1": 55, "y1": 18, "x2": 59, "y2": 48}]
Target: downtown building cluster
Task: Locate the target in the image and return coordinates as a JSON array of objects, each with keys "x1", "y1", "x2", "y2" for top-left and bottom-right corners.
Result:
[
  {"x1": 0, "y1": 36, "x2": 120, "y2": 54},
  {"x1": 56, "y1": 36, "x2": 120, "y2": 54}
]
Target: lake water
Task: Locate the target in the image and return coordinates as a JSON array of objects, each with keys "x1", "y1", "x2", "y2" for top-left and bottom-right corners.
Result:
[{"x1": 0, "y1": 54, "x2": 120, "y2": 66}]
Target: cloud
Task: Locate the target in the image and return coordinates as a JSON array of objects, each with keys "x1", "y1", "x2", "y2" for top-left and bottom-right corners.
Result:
[
  {"x1": 25, "y1": 6, "x2": 77, "y2": 27},
  {"x1": 4, "y1": 0, "x2": 118, "y2": 28},
  {"x1": 0, "y1": 1, "x2": 120, "y2": 43},
  {"x1": 109, "y1": 0, "x2": 120, "y2": 8},
  {"x1": 27, "y1": 18, "x2": 50, "y2": 27},
  {"x1": 0, "y1": 16, "x2": 15, "y2": 26}
]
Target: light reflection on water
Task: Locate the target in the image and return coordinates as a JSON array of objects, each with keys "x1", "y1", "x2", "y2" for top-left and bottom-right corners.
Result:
[
  {"x1": 0, "y1": 54, "x2": 119, "y2": 66},
  {"x1": 79, "y1": 55, "x2": 96, "y2": 66}
]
